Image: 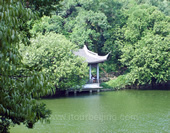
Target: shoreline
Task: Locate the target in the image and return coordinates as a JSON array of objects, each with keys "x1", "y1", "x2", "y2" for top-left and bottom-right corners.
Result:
[{"x1": 42, "y1": 82, "x2": 169, "y2": 98}]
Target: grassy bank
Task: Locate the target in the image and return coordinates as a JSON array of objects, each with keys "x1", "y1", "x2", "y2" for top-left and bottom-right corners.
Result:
[
  {"x1": 101, "y1": 74, "x2": 132, "y2": 90},
  {"x1": 101, "y1": 74, "x2": 170, "y2": 90}
]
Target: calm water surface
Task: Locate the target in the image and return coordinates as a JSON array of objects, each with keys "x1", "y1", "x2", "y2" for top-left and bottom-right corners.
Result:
[{"x1": 11, "y1": 90, "x2": 170, "y2": 133}]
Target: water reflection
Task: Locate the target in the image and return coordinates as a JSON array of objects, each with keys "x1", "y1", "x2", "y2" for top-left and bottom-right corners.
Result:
[{"x1": 11, "y1": 90, "x2": 170, "y2": 133}]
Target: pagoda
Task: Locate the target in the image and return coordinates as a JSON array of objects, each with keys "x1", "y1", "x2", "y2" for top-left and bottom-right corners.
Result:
[{"x1": 74, "y1": 45, "x2": 109, "y2": 89}]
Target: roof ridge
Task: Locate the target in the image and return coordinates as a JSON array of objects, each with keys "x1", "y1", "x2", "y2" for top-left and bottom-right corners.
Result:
[{"x1": 74, "y1": 45, "x2": 109, "y2": 64}]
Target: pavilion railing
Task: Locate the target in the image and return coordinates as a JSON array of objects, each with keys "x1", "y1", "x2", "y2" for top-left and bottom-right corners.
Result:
[{"x1": 87, "y1": 79, "x2": 99, "y2": 84}]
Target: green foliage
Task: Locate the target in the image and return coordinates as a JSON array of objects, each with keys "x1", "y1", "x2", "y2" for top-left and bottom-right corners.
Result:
[
  {"x1": 33, "y1": 0, "x2": 169, "y2": 86},
  {"x1": 20, "y1": 33, "x2": 88, "y2": 90},
  {"x1": 59, "y1": 0, "x2": 123, "y2": 56},
  {"x1": 60, "y1": 0, "x2": 127, "y2": 72},
  {"x1": 100, "y1": 61, "x2": 119, "y2": 73},
  {"x1": 29, "y1": 0, "x2": 126, "y2": 72},
  {"x1": 30, "y1": 15, "x2": 64, "y2": 36},
  {"x1": 103, "y1": 74, "x2": 131, "y2": 90},
  {"x1": 70, "y1": 9, "x2": 110, "y2": 54},
  {"x1": 124, "y1": 33, "x2": 170, "y2": 84},
  {"x1": 1, "y1": 2, "x2": 169, "y2": 132},
  {"x1": 119, "y1": 5, "x2": 170, "y2": 85},
  {"x1": 100, "y1": 82, "x2": 113, "y2": 89},
  {"x1": 120, "y1": 0, "x2": 169, "y2": 16},
  {"x1": 136, "y1": 0, "x2": 170, "y2": 16},
  {"x1": 0, "y1": 1, "x2": 53, "y2": 132},
  {"x1": 27, "y1": 0, "x2": 169, "y2": 90},
  {"x1": 26, "y1": 0, "x2": 62, "y2": 17}
]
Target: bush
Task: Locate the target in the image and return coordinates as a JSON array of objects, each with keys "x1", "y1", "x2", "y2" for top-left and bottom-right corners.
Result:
[{"x1": 103, "y1": 74, "x2": 132, "y2": 90}]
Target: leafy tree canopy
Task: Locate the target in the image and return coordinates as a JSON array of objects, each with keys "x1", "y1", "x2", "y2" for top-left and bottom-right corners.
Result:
[
  {"x1": 30, "y1": 15, "x2": 64, "y2": 36},
  {"x1": 0, "y1": 0, "x2": 57, "y2": 132},
  {"x1": 70, "y1": 9, "x2": 110, "y2": 54},
  {"x1": 119, "y1": 5, "x2": 170, "y2": 85},
  {"x1": 25, "y1": 0, "x2": 62, "y2": 17},
  {"x1": 57, "y1": 0, "x2": 126, "y2": 71},
  {"x1": 20, "y1": 33, "x2": 88, "y2": 90},
  {"x1": 1, "y1": 1, "x2": 170, "y2": 132}
]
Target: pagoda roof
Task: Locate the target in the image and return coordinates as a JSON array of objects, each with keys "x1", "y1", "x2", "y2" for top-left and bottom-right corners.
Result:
[{"x1": 74, "y1": 45, "x2": 109, "y2": 64}]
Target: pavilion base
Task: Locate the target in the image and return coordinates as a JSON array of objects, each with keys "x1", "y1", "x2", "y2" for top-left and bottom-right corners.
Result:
[
  {"x1": 83, "y1": 83, "x2": 103, "y2": 89},
  {"x1": 66, "y1": 84, "x2": 102, "y2": 96}
]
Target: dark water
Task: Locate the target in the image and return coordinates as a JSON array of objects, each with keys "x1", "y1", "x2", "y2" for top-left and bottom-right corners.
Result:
[{"x1": 11, "y1": 90, "x2": 170, "y2": 133}]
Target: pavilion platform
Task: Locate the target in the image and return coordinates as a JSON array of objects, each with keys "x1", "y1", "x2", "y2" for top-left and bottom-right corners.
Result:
[
  {"x1": 68, "y1": 45, "x2": 110, "y2": 95},
  {"x1": 66, "y1": 88, "x2": 101, "y2": 96}
]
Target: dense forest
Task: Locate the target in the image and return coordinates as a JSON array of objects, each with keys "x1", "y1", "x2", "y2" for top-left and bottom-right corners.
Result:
[{"x1": 0, "y1": 0, "x2": 169, "y2": 132}]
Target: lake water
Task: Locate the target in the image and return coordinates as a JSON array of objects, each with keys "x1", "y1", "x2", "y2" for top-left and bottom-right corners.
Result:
[{"x1": 11, "y1": 90, "x2": 170, "y2": 133}]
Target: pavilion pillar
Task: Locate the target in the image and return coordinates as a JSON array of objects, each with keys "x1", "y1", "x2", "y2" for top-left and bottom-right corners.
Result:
[
  {"x1": 89, "y1": 64, "x2": 92, "y2": 80},
  {"x1": 97, "y1": 63, "x2": 99, "y2": 83}
]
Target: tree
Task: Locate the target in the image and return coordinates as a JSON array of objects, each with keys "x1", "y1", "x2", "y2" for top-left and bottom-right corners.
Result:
[
  {"x1": 119, "y1": 5, "x2": 170, "y2": 85},
  {"x1": 136, "y1": 0, "x2": 170, "y2": 16},
  {"x1": 30, "y1": 15, "x2": 64, "y2": 36},
  {"x1": 20, "y1": 33, "x2": 88, "y2": 90},
  {"x1": 58, "y1": 0, "x2": 125, "y2": 72},
  {"x1": 25, "y1": 0, "x2": 62, "y2": 17},
  {"x1": 70, "y1": 9, "x2": 110, "y2": 54},
  {"x1": 0, "y1": 1, "x2": 53, "y2": 132},
  {"x1": 120, "y1": 0, "x2": 169, "y2": 16}
]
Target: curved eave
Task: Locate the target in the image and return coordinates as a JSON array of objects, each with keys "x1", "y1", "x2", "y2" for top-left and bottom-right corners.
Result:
[
  {"x1": 87, "y1": 54, "x2": 109, "y2": 64},
  {"x1": 74, "y1": 45, "x2": 109, "y2": 64}
]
